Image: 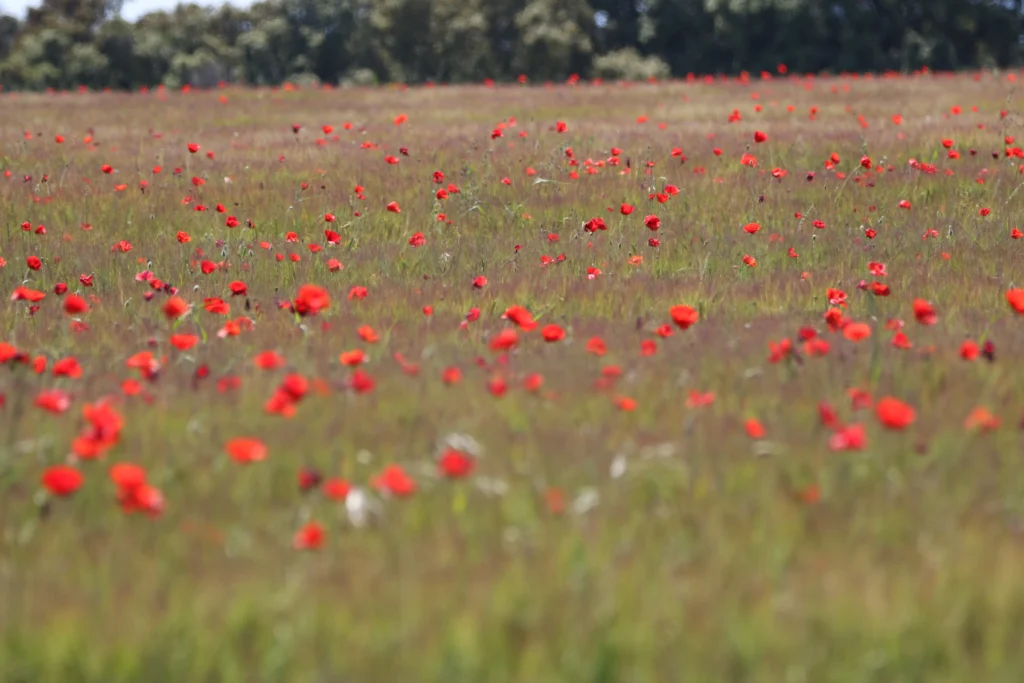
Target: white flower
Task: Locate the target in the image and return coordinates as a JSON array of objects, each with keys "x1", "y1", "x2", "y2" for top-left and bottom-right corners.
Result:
[
  {"x1": 438, "y1": 433, "x2": 482, "y2": 459},
  {"x1": 346, "y1": 488, "x2": 378, "y2": 528}
]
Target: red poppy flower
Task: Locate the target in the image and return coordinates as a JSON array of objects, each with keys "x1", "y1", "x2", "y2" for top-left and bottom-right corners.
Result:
[
  {"x1": 490, "y1": 328, "x2": 518, "y2": 352},
  {"x1": 225, "y1": 437, "x2": 268, "y2": 464},
  {"x1": 293, "y1": 521, "x2": 325, "y2": 550},
  {"x1": 253, "y1": 350, "x2": 285, "y2": 370},
  {"x1": 745, "y1": 419, "x2": 765, "y2": 439},
  {"x1": 297, "y1": 467, "x2": 322, "y2": 492},
  {"x1": 373, "y1": 464, "x2": 416, "y2": 496},
  {"x1": 11, "y1": 286, "x2": 46, "y2": 303},
  {"x1": 0, "y1": 342, "x2": 18, "y2": 364},
  {"x1": 669, "y1": 305, "x2": 699, "y2": 330},
  {"x1": 279, "y1": 373, "x2": 309, "y2": 401},
  {"x1": 964, "y1": 407, "x2": 999, "y2": 432},
  {"x1": 357, "y1": 325, "x2": 379, "y2": 343},
  {"x1": 42, "y1": 465, "x2": 84, "y2": 496},
  {"x1": 586, "y1": 337, "x2": 607, "y2": 356},
  {"x1": 110, "y1": 463, "x2": 147, "y2": 492},
  {"x1": 1006, "y1": 289, "x2": 1024, "y2": 314},
  {"x1": 438, "y1": 449, "x2": 475, "y2": 478},
  {"x1": 35, "y1": 389, "x2": 71, "y2": 413},
  {"x1": 109, "y1": 463, "x2": 163, "y2": 515},
  {"x1": 323, "y1": 478, "x2": 352, "y2": 501},
  {"x1": 52, "y1": 357, "x2": 82, "y2": 378},
  {"x1": 843, "y1": 322, "x2": 871, "y2": 342},
  {"x1": 293, "y1": 284, "x2": 330, "y2": 317},
  {"x1": 829, "y1": 424, "x2": 867, "y2": 451},
  {"x1": 203, "y1": 297, "x2": 229, "y2": 315},
  {"x1": 350, "y1": 370, "x2": 375, "y2": 394},
  {"x1": 63, "y1": 294, "x2": 88, "y2": 315},
  {"x1": 542, "y1": 324, "x2": 566, "y2": 342},
  {"x1": 912, "y1": 299, "x2": 937, "y2": 325},
  {"x1": 163, "y1": 296, "x2": 189, "y2": 319},
  {"x1": 876, "y1": 397, "x2": 916, "y2": 430},
  {"x1": 497, "y1": 307, "x2": 533, "y2": 332},
  {"x1": 339, "y1": 349, "x2": 365, "y2": 366}
]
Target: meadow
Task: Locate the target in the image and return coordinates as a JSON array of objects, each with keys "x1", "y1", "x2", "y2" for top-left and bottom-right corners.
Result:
[{"x1": 3, "y1": 71, "x2": 1024, "y2": 682}]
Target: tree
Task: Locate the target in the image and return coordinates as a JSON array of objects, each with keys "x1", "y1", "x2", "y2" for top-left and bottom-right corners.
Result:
[
  {"x1": 368, "y1": 0, "x2": 435, "y2": 82},
  {"x1": 591, "y1": 0, "x2": 641, "y2": 53},
  {"x1": 0, "y1": 0, "x2": 1021, "y2": 91},
  {"x1": 430, "y1": 0, "x2": 495, "y2": 81},
  {"x1": 514, "y1": 0, "x2": 595, "y2": 80},
  {"x1": 0, "y1": 14, "x2": 19, "y2": 63},
  {"x1": 641, "y1": 0, "x2": 718, "y2": 75}
]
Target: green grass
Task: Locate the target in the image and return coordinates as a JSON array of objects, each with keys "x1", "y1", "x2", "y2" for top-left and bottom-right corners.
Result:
[{"x1": 3, "y1": 74, "x2": 1024, "y2": 681}]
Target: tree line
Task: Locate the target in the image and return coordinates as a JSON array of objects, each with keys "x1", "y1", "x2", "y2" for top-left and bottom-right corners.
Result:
[{"x1": 0, "y1": 0, "x2": 1022, "y2": 90}]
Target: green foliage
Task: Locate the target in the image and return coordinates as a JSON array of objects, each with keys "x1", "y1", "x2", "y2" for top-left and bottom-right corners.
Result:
[
  {"x1": 430, "y1": 0, "x2": 494, "y2": 82},
  {"x1": 592, "y1": 47, "x2": 670, "y2": 81},
  {"x1": 514, "y1": 0, "x2": 594, "y2": 80},
  {"x1": 0, "y1": 0, "x2": 1021, "y2": 87}
]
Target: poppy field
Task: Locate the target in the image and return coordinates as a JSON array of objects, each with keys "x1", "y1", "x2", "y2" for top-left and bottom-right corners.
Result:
[{"x1": 5, "y1": 72, "x2": 1024, "y2": 681}]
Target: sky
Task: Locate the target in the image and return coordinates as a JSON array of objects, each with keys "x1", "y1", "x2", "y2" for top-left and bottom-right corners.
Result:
[{"x1": 1, "y1": 0, "x2": 250, "y2": 21}]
